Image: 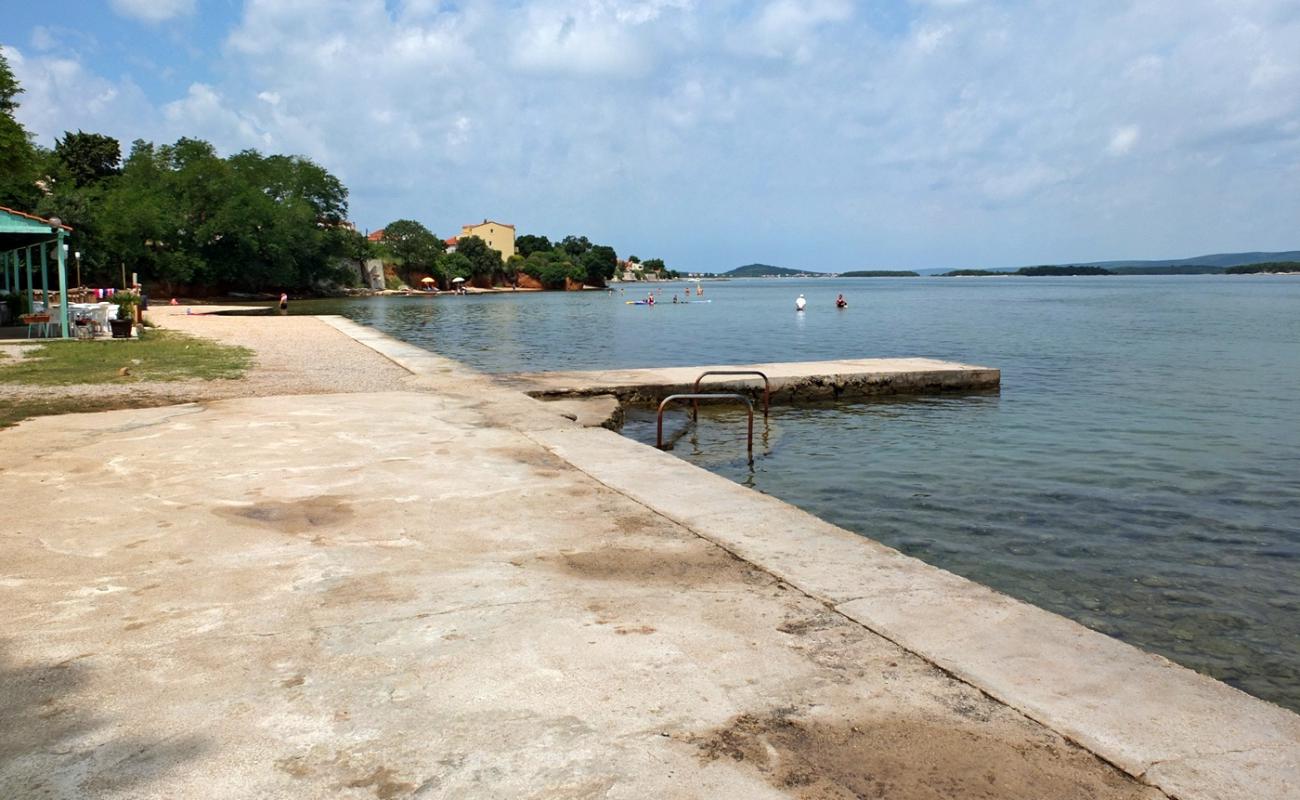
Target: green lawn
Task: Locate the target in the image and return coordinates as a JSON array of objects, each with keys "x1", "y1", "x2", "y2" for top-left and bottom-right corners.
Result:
[
  {"x1": 0, "y1": 329, "x2": 253, "y2": 385},
  {"x1": 0, "y1": 330, "x2": 254, "y2": 429}
]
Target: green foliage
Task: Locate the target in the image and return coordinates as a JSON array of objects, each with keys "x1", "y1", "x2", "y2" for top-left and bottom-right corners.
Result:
[
  {"x1": 515, "y1": 234, "x2": 552, "y2": 258},
  {"x1": 581, "y1": 244, "x2": 617, "y2": 284},
  {"x1": 382, "y1": 219, "x2": 444, "y2": 282},
  {"x1": 437, "y1": 251, "x2": 473, "y2": 283},
  {"x1": 1224, "y1": 261, "x2": 1300, "y2": 274},
  {"x1": 34, "y1": 135, "x2": 355, "y2": 293},
  {"x1": 520, "y1": 250, "x2": 583, "y2": 288},
  {"x1": 1017, "y1": 265, "x2": 1113, "y2": 276},
  {"x1": 0, "y1": 48, "x2": 40, "y2": 208},
  {"x1": 54, "y1": 131, "x2": 122, "y2": 186},
  {"x1": 841, "y1": 270, "x2": 920, "y2": 277},
  {"x1": 560, "y1": 235, "x2": 591, "y2": 258},
  {"x1": 114, "y1": 290, "x2": 139, "y2": 320},
  {"x1": 642, "y1": 258, "x2": 665, "y2": 273},
  {"x1": 455, "y1": 235, "x2": 504, "y2": 279}
]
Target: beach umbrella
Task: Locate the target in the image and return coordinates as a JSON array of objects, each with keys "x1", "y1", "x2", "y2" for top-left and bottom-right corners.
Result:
[
  {"x1": 451, "y1": 277, "x2": 466, "y2": 283},
  {"x1": 420, "y1": 277, "x2": 435, "y2": 284}
]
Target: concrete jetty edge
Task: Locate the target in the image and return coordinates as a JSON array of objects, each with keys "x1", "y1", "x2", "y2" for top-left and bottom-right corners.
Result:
[
  {"x1": 499, "y1": 357, "x2": 1001, "y2": 405},
  {"x1": 319, "y1": 315, "x2": 1299, "y2": 800}
]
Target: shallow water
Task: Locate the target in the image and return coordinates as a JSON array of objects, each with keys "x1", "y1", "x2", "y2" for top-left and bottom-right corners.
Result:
[{"x1": 296, "y1": 276, "x2": 1300, "y2": 711}]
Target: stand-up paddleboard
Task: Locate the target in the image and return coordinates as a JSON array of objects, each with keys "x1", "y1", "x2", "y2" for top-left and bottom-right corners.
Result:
[{"x1": 625, "y1": 300, "x2": 653, "y2": 305}]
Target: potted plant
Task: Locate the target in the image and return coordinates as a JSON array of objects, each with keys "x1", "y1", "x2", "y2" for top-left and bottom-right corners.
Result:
[{"x1": 110, "y1": 291, "x2": 139, "y2": 339}]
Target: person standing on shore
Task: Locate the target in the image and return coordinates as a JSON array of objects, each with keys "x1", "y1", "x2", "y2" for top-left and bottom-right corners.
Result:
[{"x1": 279, "y1": 292, "x2": 288, "y2": 314}]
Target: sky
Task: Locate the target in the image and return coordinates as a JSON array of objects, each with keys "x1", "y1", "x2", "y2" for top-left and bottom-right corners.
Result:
[{"x1": 3, "y1": 0, "x2": 1299, "y2": 272}]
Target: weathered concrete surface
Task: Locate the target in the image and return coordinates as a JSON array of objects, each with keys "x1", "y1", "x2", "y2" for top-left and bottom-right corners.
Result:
[
  {"x1": 534, "y1": 428, "x2": 1300, "y2": 800},
  {"x1": 2, "y1": 314, "x2": 1296, "y2": 799},
  {"x1": 323, "y1": 316, "x2": 1298, "y2": 799},
  {"x1": 0, "y1": 393, "x2": 1157, "y2": 799},
  {"x1": 536, "y1": 394, "x2": 624, "y2": 429},
  {"x1": 500, "y1": 357, "x2": 1000, "y2": 405}
]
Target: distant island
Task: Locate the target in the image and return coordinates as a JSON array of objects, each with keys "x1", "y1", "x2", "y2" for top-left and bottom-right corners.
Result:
[
  {"x1": 941, "y1": 260, "x2": 1300, "y2": 277},
  {"x1": 918, "y1": 250, "x2": 1300, "y2": 276},
  {"x1": 1224, "y1": 262, "x2": 1300, "y2": 274},
  {"x1": 717, "y1": 251, "x2": 1300, "y2": 279},
  {"x1": 721, "y1": 264, "x2": 918, "y2": 278},
  {"x1": 722, "y1": 264, "x2": 824, "y2": 277},
  {"x1": 841, "y1": 270, "x2": 920, "y2": 278}
]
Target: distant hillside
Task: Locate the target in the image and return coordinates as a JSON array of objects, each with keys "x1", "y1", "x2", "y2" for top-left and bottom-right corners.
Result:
[
  {"x1": 841, "y1": 270, "x2": 920, "y2": 277},
  {"x1": 1078, "y1": 250, "x2": 1300, "y2": 270},
  {"x1": 722, "y1": 263, "x2": 825, "y2": 277},
  {"x1": 941, "y1": 266, "x2": 1114, "y2": 277},
  {"x1": 920, "y1": 250, "x2": 1300, "y2": 275}
]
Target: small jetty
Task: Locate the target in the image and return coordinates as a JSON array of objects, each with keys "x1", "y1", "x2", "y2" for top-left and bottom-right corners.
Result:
[{"x1": 501, "y1": 357, "x2": 999, "y2": 405}]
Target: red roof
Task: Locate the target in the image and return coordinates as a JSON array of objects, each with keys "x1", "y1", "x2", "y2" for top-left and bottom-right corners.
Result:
[
  {"x1": 0, "y1": 205, "x2": 75, "y2": 231},
  {"x1": 367, "y1": 229, "x2": 385, "y2": 242},
  {"x1": 463, "y1": 220, "x2": 515, "y2": 230}
]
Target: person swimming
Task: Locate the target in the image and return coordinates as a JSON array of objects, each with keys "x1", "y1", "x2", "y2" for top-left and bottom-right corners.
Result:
[
  {"x1": 795, "y1": 294, "x2": 807, "y2": 311},
  {"x1": 836, "y1": 293, "x2": 847, "y2": 308}
]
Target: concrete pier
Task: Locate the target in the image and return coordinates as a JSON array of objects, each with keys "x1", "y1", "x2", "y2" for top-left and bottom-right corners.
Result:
[
  {"x1": 501, "y1": 357, "x2": 1000, "y2": 404},
  {"x1": 1, "y1": 315, "x2": 1295, "y2": 800}
]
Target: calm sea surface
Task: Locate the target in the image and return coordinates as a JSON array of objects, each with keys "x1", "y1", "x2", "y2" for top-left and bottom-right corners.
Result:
[{"x1": 293, "y1": 276, "x2": 1300, "y2": 711}]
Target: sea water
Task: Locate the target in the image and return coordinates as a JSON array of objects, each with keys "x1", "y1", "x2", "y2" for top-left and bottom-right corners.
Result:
[{"x1": 299, "y1": 275, "x2": 1300, "y2": 711}]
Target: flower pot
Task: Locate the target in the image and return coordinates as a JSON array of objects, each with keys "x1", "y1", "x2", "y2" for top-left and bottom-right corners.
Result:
[{"x1": 109, "y1": 318, "x2": 133, "y2": 339}]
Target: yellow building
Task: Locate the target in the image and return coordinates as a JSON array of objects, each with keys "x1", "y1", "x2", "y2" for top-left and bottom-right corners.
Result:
[{"x1": 460, "y1": 219, "x2": 516, "y2": 262}]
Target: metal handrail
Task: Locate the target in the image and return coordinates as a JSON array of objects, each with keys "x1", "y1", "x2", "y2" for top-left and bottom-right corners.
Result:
[
  {"x1": 660, "y1": 392, "x2": 754, "y2": 457},
  {"x1": 692, "y1": 370, "x2": 770, "y2": 419}
]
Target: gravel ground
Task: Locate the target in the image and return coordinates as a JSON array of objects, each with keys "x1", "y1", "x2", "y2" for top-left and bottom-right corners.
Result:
[{"x1": 0, "y1": 307, "x2": 422, "y2": 405}]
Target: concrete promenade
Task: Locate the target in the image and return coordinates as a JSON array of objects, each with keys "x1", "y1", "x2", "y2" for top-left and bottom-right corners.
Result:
[{"x1": 1, "y1": 313, "x2": 1295, "y2": 799}]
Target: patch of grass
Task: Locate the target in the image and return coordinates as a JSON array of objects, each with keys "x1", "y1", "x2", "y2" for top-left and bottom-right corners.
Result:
[
  {"x1": 0, "y1": 329, "x2": 253, "y2": 386},
  {"x1": 0, "y1": 396, "x2": 189, "y2": 430}
]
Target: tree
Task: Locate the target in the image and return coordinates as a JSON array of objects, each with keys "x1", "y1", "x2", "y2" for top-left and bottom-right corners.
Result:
[
  {"x1": 0, "y1": 48, "x2": 40, "y2": 208},
  {"x1": 456, "y1": 235, "x2": 503, "y2": 281},
  {"x1": 80, "y1": 137, "x2": 356, "y2": 293},
  {"x1": 436, "y1": 251, "x2": 472, "y2": 285},
  {"x1": 521, "y1": 250, "x2": 584, "y2": 289},
  {"x1": 515, "y1": 234, "x2": 552, "y2": 258},
  {"x1": 643, "y1": 258, "x2": 665, "y2": 273},
  {"x1": 560, "y1": 235, "x2": 591, "y2": 258},
  {"x1": 54, "y1": 131, "x2": 122, "y2": 186},
  {"x1": 580, "y1": 244, "x2": 617, "y2": 285},
  {"x1": 381, "y1": 219, "x2": 444, "y2": 281}
]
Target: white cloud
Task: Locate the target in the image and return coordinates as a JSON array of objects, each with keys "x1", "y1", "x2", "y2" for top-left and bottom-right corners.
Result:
[
  {"x1": 913, "y1": 24, "x2": 952, "y2": 54},
  {"x1": 109, "y1": 0, "x2": 196, "y2": 24},
  {"x1": 30, "y1": 27, "x2": 56, "y2": 51},
  {"x1": 6, "y1": 45, "x2": 153, "y2": 148},
  {"x1": 730, "y1": 0, "x2": 854, "y2": 62},
  {"x1": 10, "y1": 0, "x2": 1300, "y2": 267},
  {"x1": 1107, "y1": 125, "x2": 1141, "y2": 156},
  {"x1": 162, "y1": 83, "x2": 272, "y2": 151}
]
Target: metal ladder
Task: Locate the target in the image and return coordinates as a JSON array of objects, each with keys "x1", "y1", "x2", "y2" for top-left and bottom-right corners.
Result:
[{"x1": 656, "y1": 370, "x2": 772, "y2": 459}]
